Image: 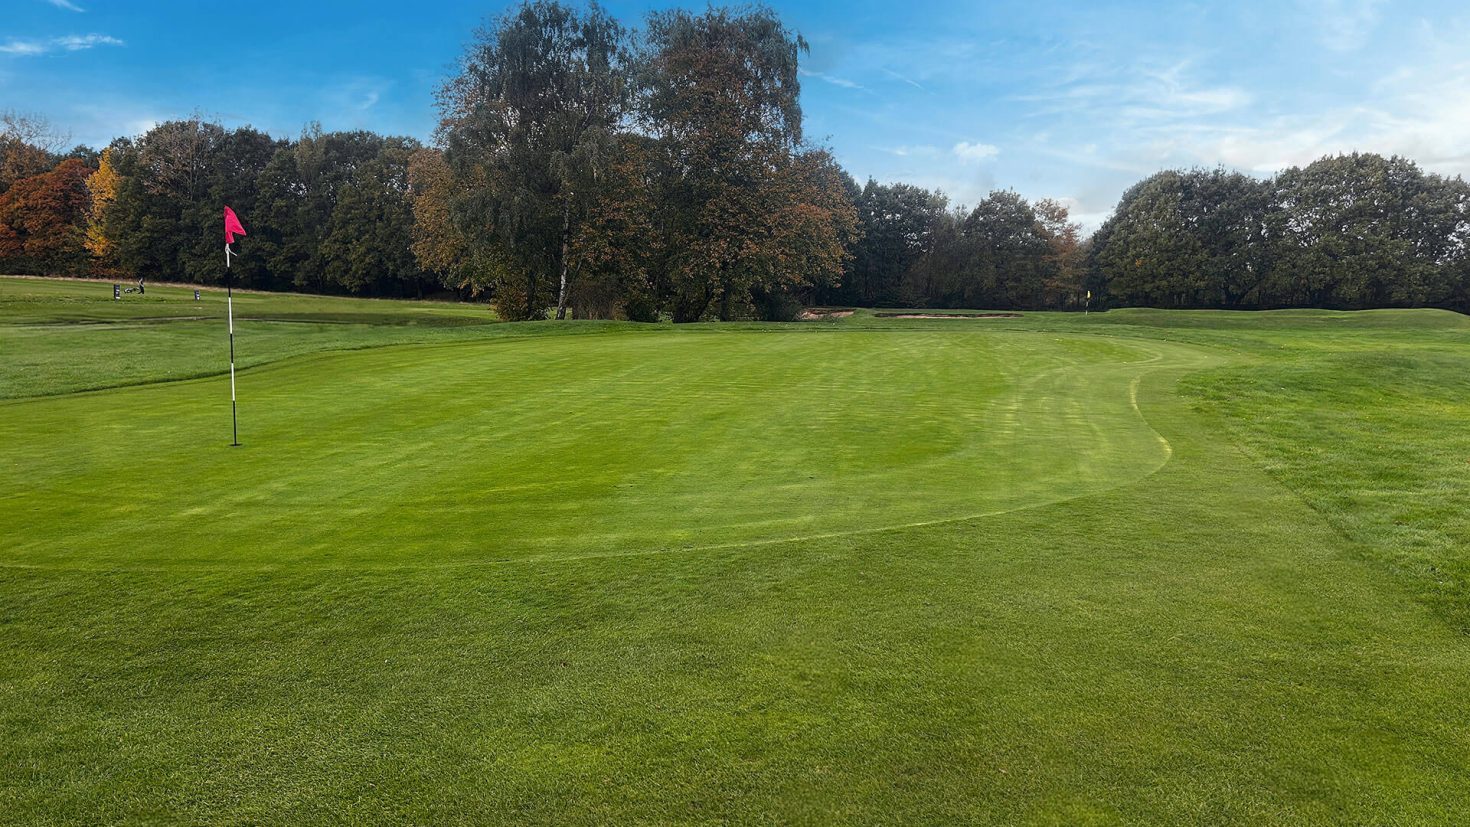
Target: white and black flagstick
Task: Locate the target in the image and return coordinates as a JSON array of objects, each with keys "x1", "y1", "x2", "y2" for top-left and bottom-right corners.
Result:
[{"x1": 226, "y1": 241, "x2": 239, "y2": 447}]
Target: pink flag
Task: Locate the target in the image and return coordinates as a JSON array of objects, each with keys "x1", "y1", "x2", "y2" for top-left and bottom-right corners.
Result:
[{"x1": 224, "y1": 206, "x2": 247, "y2": 245}]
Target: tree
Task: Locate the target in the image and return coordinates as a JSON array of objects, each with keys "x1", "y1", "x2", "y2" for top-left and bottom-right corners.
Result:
[
  {"x1": 0, "y1": 158, "x2": 93, "y2": 275},
  {"x1": 1423, "y1": 175, "x2": 1470, "y2": 311},
  {"x1": 750, "y1": 147, "x2": 860, "y2": 318},
  {"x1": 961, "y1": 190, "x2": 1051, "y2": 308},
  {"x1": 105, "y1": 120, "x2": 280, "y2": 286},
  {"x1": 1092, "y1": 171, "x2": 1208, "y2": 308},
  {"x1": 409, "y1": 147, "x2": 486, "y2": 296},
  {"x1": 565, "y1": 135, "x2": 661, "y2": 319},
  {"x1": 1035, "y1": 198, "x2": 1085, "y2": 308},
  {"x1": 903, "y1": 190, "x2": 1063, "y2": 310},
  {"x1": 1, "y1": 111, "x2": 67, "y2": 195},
  {"x1": 438, "y1": 0, "x2": 633, "y2": 320},
  {"x1": 254, "y1": 126, "x2": 422, "y2": 294},
  {"x1": 1092, "y1": 169, "x2": 1273, "y2": 308},
  {"x1": 1270, "y1": 153, "x2": 1445, "y2": 308},
  {"x1": 85, "y1": 147, "x2": 120, "y2": 270},
  {"x1": 640, "y1": 6, "x2": 811, "y2": 321},
  {"x1": 836, "y1": 180, "x2": 949, "y2": 306},
  {"x1": 317, "y1": 135, "x2": 428, "y2": 295}
]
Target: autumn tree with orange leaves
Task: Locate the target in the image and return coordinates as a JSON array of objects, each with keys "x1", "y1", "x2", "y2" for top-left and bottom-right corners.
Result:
[{"x1": 0, "y1": 158, "x2": 93, "y2": 275}]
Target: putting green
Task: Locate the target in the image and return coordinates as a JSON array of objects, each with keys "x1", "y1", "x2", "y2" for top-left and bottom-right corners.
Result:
[{"x1": 2, "y1": 330, "x2": 1204, "y2": 568}]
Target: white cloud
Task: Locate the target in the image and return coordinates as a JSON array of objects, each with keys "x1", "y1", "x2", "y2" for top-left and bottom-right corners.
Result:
[
  {"x1": 952, "y1": 141, "x2": 999, "y2": 162},
  {"x1": 0, "y1": 33, "x2": 122, "y2": 56},
  {"x1": 45, "y1": 0, "x2": 86, "y2": 11}
]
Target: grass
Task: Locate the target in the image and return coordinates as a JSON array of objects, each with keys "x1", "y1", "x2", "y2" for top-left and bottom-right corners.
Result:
[
  {"x1": 0, "y1": 277, "x2": 497, "y2": 399},
  {"x1": 3, "y1": 277, "x2": 1469, "y2": 824}
]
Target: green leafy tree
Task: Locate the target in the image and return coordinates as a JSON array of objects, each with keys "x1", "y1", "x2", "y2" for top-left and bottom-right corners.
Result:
[
  {"x1": 437, "y1": 0, "x2": 633, "y2": 320},
  {"x1": 253, "y1": 127, "x2": 427, "y2": 295},
  {"x1": 105, "y1": 120, "x2": 280, "y2": 286},
  {"x1": 318, "y1": 136, "x2": 427, "y2": 296},
  {"x1": 835, "y1": 180, "x2": 949, "y2": 306},
  {"x1": 1270, "y1": 153, "x2": 1447, "y2": 308},
  {"x1": 1091, "y1": 171, "x2": 1212, "y2": 308}
]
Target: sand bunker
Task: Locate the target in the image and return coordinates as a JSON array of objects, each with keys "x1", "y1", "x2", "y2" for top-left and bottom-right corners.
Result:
[{"x1": 798, "y1": 308, "x2": 856, "y2": 320}]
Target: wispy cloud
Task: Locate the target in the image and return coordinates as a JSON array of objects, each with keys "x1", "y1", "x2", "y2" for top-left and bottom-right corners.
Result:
[
  {"x1": 874, "y1": 144, "x2": 940, "y2": 158},
  {"x1": 1302, "y1": 0, "x2": 1386, "y2": 52},
  {"x1": 319, "y1": 77, "x2": 394, "y2": 126},
  {"x1": 953, "y1": 141, "x2": 1000, "y2": 162},
  {"x1": 881, "y1": 67, "x2": 924, "y2": 91},
  {"x1": 44, "y1": 0, "x2": 86, "y2": 11},
  {"x1": 56, "y1": 34, "x2": 121, "y2": 50},
  {"x1": 0, "y1": 33, "x2": 122, "y2": 56},
  {"x1": 1182, "y1": 64, "x2": 1470, "y2": 176},
  {"x1": 799, "y1": 68, "x2": 864, "y2": 91},
  {"x1": 0, "y1": 41, "x2": 48, "y2": 56},
  {"x1": 1014, "y1": 60, "x2": 1251, "y2": 126}
]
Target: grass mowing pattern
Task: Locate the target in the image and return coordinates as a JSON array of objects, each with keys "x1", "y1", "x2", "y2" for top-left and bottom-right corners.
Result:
[
  {"x1": 3, "y1": 279, "x2": 1469, "y2": 823},
  {"x1": 3, "y1": 329, "x2": 1196, "y2": 567}
]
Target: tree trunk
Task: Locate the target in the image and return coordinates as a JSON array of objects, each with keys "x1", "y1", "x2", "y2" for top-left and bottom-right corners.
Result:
[{"x1": 555, "y1": 200, "x2": 571, "y2": 320}]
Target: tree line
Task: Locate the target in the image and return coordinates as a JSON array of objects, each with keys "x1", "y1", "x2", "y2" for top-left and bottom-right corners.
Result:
[
  {"x1": 2, "y1": 2, "x2": 1468, "y2": 316},
  {"x1": 1, "y1": 113, "x2": 437, "y2": 297},
  {"x1": 1090, "y1": 157, "x2": 1470, "y2": 310}
]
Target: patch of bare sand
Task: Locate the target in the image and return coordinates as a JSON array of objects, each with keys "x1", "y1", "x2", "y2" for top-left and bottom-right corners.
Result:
[{"x1": 798, "y1": 308, "x2": 856, "y2": 320}]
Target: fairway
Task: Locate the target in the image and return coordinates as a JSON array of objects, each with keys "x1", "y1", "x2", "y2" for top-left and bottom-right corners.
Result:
[{"x1": 5, "y1": 278, "x2": 1470, "y2": 824}]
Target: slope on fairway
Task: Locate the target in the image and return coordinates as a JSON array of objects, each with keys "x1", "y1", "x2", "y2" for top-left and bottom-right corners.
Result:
[{"x1": 1, "y1": 329, "x2": 1203, "y2": 568}]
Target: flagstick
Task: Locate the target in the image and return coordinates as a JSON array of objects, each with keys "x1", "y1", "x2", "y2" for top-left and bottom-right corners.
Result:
[{"x1": 226, "y1": 242, "x2": 239, "y2": 447}]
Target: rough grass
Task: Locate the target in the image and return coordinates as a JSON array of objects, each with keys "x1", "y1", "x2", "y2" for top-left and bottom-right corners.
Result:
[{"x1": 3, "y1": 278, "x2": 1469, "y2": 824}]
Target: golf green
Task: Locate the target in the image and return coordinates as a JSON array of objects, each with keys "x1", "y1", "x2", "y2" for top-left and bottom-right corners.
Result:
[
  {"x1": 2, "y1": 329, "x2": 1204, "y2": 568},
  {"x1": 4, "y1": 278, "x2": 1470, "y2": 824}
]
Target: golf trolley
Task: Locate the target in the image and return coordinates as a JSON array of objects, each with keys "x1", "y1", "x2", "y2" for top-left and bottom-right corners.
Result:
[{"x1": 113, "y1": 278, "x2": 146, "y2": 299}]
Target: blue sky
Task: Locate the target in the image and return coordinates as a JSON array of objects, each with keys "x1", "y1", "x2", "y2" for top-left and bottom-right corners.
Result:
[{"x1": 5, "y1": 0, "x2": 1468, "y2": 227}]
